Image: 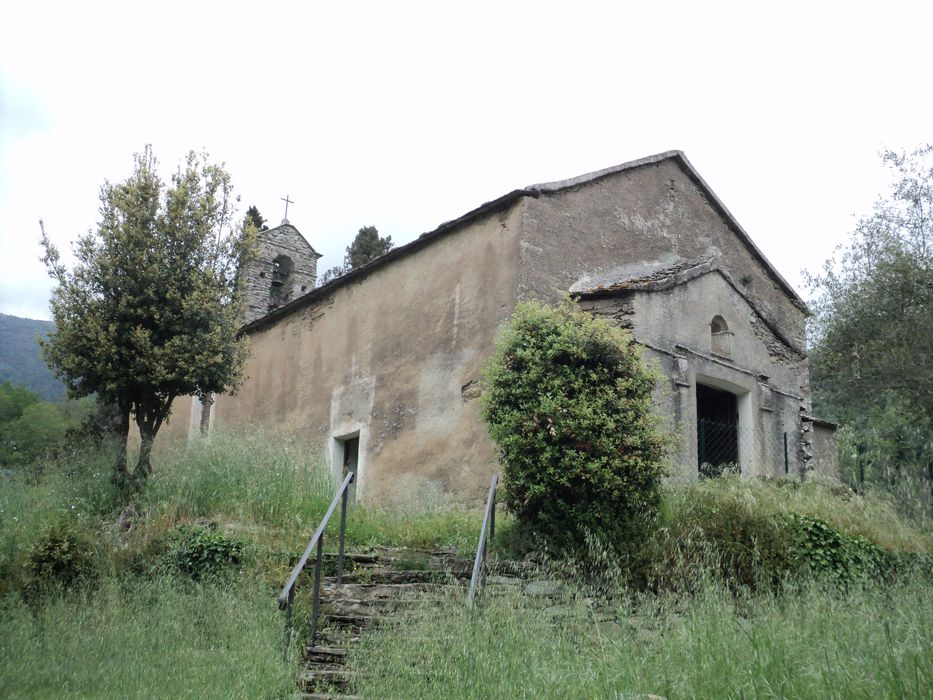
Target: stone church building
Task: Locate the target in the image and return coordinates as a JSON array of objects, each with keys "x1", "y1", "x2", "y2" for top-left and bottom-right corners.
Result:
[{"x1": 164, "y1": 150, "x2": 837, "y2": 504}]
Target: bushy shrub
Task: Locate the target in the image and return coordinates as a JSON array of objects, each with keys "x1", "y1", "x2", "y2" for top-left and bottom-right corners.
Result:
[
  {"x1": 482, "y1": 300, "x2": 666, "y2": 553},
  {"x1": 788, "y1": 513, "x2": 886, "y2": 583},
  {"x1": 171, "y1": 526, "x2": 243, "y2": 581},
  {"x1": 23, "y1": 521, "x2": 96, "y2": 598},
  {"x1": 132, "y1": 524, "x2": 243, "y2": 581},
  {"x1": 646, "y1": 478, "x2": 915, "y2": 591}
]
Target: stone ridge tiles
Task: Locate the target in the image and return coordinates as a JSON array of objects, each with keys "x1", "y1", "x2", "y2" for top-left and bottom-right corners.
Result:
[{"x1": 262, "y1": 222, "x2": 323, "y2": 259}]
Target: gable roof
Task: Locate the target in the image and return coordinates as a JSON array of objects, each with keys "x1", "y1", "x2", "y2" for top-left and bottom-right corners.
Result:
[
  {"x1": 242, "y1": 151, "x2": 805, "y2": 333},
  {"x1": 527, "y1": 151, "x2": 805, "y2": 310},
  {"x1": 261, "y1": 222, "x2": 323, "y2": 259},
  {"x1": 573, "y1": 258, "x2": 804, "y2": 354}
]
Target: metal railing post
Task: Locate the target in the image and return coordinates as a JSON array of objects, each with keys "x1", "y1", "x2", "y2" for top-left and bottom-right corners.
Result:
[
  {"x1": 337, "y1": 475, "x2": 351, "y2": 584},
  {"x1": 277, "y1": 471, "x2": 356, "y2": 657},
  {"x1": 489, "y1": 488, "x2": 496, "y2": 543},
  {"x1": 283, "y1": 587, "x2": 295, "y2": 660},
  {"x1": 783, "y1": 431, "x2": 789, "y2": 474},
  {"x1": 310, "y1": 536, "x2": 324, "y2": 644},
  {"x1": 468, "y1": 474, "x2": 498, "y2": 608}
]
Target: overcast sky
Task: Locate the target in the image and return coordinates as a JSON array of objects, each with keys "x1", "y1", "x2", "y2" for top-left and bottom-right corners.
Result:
[{"x1": 1, "y1": 1, "x2": 930, "y2": 321}]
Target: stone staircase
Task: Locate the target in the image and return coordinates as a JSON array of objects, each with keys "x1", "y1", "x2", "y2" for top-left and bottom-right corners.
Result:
[
  {"x1": 295, "y1": 547, "x2": 481, "y2": 699},
  {"x1": 291, "y1": 546, "x2": 657, "y2": 700}
]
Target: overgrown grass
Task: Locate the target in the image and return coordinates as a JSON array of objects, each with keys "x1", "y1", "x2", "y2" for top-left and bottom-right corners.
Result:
[
  {"x1": 659, "y1": 474, "x2": 932, "y2": 554},
  {"x1": 0, "y1": 576, "x2": 294, "y2": 699},
  {"x1": 144, "y1": 428, "x2": 482, "y2": 552},
  {"x1": 2, "y1": 432, "x2": 931, "y2": 698},
  {"x1": 0, "y1": 430, "x2": 487, "y2": 698},
  {"x1": 354, "y1": 576, "x2": 933, "y2": 699}
]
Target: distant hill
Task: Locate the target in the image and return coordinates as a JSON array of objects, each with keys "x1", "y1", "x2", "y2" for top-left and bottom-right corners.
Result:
[{"x1": 0, "y1": 313, "x2": 66, "y2": 401}]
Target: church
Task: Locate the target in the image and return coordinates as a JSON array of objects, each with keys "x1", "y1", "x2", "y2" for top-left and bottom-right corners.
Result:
[{"x1": 165, "y1": 151, "x2": 837, "y2": 504}]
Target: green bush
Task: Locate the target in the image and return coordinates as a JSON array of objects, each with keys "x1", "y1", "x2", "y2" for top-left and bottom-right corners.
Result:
[
  {"x1": 131, "y1": 523, "x2": 243, "y2": 581},
  {"x1": 174, "y1": 526, "x2": 243, "y2": 580},
  {"x1": 482, "y1": 300, "x2": 666, "y2": 553},
  {"x1": 646, "y1": 477, "x2": 922, "y2": 591},
  {"x1": 23, "y1": 521, "x2": 96, "y2": 598},
  {"x1": 788, "y1": 513, "x2": 886, "y2": 583}
]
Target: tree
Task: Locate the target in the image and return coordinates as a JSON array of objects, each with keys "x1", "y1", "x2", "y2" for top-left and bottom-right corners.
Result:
[
  {"x1": 482, "y1": 300, "x2": 666, "y2": 553},
  {"x1": 345, "y1": 225, "x2": 392, "y2": 269},
  {"x1": 318, "y1": 226, "x2": 393, "y2": 286},
  {"x1": 0, "y1": 381, "x2": 39, "y2": 423},
  {"x1": 40, "y1": 146, "x2": 253, "y2": 491},
  {"x1": 807, "y1": 145, "x2": 933, "y2": 514},
  {"x1": 243, "y1": 205, "x2": 268, "y2": 232}
]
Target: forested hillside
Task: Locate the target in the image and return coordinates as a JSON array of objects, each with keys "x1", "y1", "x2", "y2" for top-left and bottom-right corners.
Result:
[{"x1": 0, "y1": 314, "x2": 64, "y2": 401}]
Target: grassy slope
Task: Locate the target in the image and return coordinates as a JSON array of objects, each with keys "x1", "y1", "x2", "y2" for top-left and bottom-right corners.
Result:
[
  {"x1": 0, "y1": 431, "x2": 482, "y2": 699},
  {"x1": 355, "y1": 579, "x2": 932, "y2": 700},
  {"x1": 0, "y1": 433, "x2": 930, "y2": 698}
]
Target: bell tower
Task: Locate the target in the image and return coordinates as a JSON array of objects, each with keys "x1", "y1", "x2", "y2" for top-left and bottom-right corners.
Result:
[{"x1": 239, "y1": 221, "x2": 321, "y2": 325}]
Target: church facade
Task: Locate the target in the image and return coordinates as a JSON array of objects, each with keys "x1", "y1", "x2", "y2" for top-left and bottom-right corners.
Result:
[{"x1": 167, "y1": 151, "x2": 837, "y2": 504}]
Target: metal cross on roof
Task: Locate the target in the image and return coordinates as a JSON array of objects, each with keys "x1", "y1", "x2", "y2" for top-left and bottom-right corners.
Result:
[{"x1": 281, "y1": 195, "x2": 294, "y2": 223}]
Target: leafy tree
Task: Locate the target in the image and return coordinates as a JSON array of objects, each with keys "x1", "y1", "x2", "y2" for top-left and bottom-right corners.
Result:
[
  {"x1": 482, "y1": 300, "x2": 666, "y2": 553},
  {"x1": 345, "y1": 225, "x2": 392, "y2": 269},
  {"x1": 243, "y1": 205, "x2": 268, "y2": 232},
  {"x1": 318, "y1": 226, "x2": 393, "y2": 286},
  {"x1": 0, "y1": 386, "x2": 94, "y2": 466},
  {"x1": 0, "y1": 381, "x2": 39, "y2": 424},
  {"x1": 807, "y1": 145, "x2": 933, "y2": 515},
  {"x1": 39, "y1": 146, "x2": 253, "y2": 491}
]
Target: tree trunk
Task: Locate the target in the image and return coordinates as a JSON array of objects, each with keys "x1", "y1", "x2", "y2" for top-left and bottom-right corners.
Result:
[
  {"x1": 135, "y1": 423, "x2": 155, "y2": 482},
  {"x1": 199, "y1": 393, "x2": 213, "y2": 435},
  {"x1": 111, "y1": 402, "x2": 135, "y2": 492},
  {"x1": 132, "y1": 394, "x2": 173, "y2": 483}
]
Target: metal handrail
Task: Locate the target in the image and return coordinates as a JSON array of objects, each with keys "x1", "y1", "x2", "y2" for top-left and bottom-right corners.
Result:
[
  {"x1": 467, "y1": 474, "x2": 498, "y2": 607},
  {"x1": 278, "y1": 471, "x2": 354, "y2": 655}
]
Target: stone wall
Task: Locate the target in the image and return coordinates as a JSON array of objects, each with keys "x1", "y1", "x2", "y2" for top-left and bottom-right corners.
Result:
[{"x1": 808, "y1": 420, "x2": 840, "y2": 479}]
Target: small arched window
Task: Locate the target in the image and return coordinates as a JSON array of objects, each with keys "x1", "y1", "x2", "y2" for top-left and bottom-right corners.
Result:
[
  {"x1": 270, "y1": 255, "x2": 294, "y2": 306},
  {"x1": 711, "y1": 315, "x2": 732, "y2": 357}
]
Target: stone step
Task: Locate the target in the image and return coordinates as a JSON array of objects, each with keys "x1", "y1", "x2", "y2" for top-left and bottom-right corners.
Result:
[
  {"x1": 298, "y1": 665, "x2": 353, "y2": 691},
  {"x1": 314, "y1": 629, "x2": 362, "y2": 646},
  {"x1": 322, "y1": 581, "x2": 461, "y2": 599},
  {"x1": 297, "y1": 694, "x2": 361, "y2": 700},
  {"x1": 322, "y1": 551, "x2": 380, "y2": 565},
  {"x1": 305, "y1": 645, "x2": 349, "y2": 664},
  {"x1": 323, "y1": 612, "x2": 380, "y2": 628},
  {"x1": 339, "y1": 569, "x2": 464, "y2": 585}
]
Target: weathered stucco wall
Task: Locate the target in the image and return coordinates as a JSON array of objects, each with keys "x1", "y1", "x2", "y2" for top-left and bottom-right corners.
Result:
[
  {"x1": 633, "y1": 272, "x2": 807, "y2": 477},
  {"x1": 519, "y1": 159, "x2": 808, "y2": 354},
  {"x1": 155, "y1": 154, "x2": 825, "y2": 500},
  {"x1": 212, "y1": 205, "x2": 524, "y2": 505}
]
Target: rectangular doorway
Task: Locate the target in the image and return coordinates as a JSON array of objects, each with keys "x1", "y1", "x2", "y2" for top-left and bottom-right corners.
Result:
[
  {"x1": 338, "y1": 435, "x2": 359, "y2": 503},
  {"x1": 697, "y1": 383, "x2": 739, "y2": 476}
]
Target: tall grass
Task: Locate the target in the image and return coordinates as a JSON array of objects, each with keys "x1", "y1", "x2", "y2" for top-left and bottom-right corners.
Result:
[
  {"x1": 658, "y1": 474, "x2": 931, "y2": 553},
  {"x1": 0, "y1": 430, "x2": 486, "y2": 698},
  {"x1": 354, "y1": 576, "x2": 933, "y2": 699},
  {"x1": 0, "y1": 576, "x2": 294, "y2": 699},
  {"x1": 145, "y1": 428, "x2": 483, "y2": 552},
  {"x1": 3, "y1": 432, "x2": 930, "y2": 699}
]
